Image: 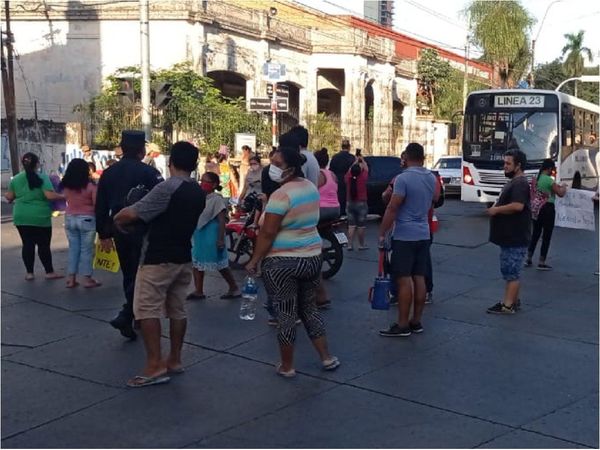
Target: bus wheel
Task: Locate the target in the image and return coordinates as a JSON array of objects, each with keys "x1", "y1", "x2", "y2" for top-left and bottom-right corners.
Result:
[{"x1": 572, "y1": 172, "x2": 582, "y2": 189}]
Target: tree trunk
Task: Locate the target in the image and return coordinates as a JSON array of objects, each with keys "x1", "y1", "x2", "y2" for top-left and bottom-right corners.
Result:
[{"x1": 574, "y1": 80, "x2": 578, "y2": 98}]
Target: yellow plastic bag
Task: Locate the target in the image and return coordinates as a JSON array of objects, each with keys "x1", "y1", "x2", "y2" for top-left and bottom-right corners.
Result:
[{"x1": 93, "y1": 240, "x2": 120, "y2": 273}]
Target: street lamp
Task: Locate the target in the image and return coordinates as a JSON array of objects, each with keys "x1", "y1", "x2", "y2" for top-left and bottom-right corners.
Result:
[
  {"x1": 530, "y1": 0, "x2": 563, "y2": 88},
  {"x1": 555, "y1": 75, "x2": 600, "y2": 92}
]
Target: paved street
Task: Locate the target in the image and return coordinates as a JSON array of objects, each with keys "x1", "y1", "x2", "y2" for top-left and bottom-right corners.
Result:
[{"x1": 1, "y1": 199, "x2": 598, "y2": 448}]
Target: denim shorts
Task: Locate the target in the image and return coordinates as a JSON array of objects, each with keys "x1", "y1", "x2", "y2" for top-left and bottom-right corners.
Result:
[
  {"x1": 346, "y1": 201, "x2": 368, "y2": 227},
  {"x1": 500, "y1": 246, "x2": 527, "y2": 281}
]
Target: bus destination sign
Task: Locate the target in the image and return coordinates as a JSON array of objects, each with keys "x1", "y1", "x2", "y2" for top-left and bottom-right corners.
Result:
[{"x1": 494, "y1": 95, "x2": 545, "y2": 108}]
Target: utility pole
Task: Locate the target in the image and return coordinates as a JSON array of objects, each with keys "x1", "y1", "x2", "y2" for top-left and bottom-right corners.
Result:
[
  {"x1": 530, "y1": 39, "x2": 536, "y2": 88},
  {"x1": 271, "y1": 83, "x2": 278, "y2": 147},
  {"x1": 461, "y1": 35, "x2": 470, "y2": 113},
  {"x1": 2, "y1": 1, "x2": 20, "y2": 176},
  {"x1": 140, "y1": 0, "x2": 151, "y2": 140}
]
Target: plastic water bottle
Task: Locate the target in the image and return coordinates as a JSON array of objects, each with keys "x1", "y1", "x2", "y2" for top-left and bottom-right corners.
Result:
[{"x1": 239, "y1": 276, "x2": 258, "y2": 320}]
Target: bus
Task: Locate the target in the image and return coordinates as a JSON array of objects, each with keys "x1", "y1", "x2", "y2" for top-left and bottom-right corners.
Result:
[{"x1": 460, "y1": 89, "x2": 599, "y2": 203}]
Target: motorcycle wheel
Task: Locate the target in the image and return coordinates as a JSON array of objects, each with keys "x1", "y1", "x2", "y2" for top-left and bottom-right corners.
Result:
[
  {"x1": 321, "y1": 229, "x2": 343, "y2": 279},
  {"x1": 227, "y1": 229, "x2": 254, "y2": 269}
]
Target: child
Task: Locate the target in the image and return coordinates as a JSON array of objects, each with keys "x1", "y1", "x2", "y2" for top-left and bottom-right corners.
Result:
[{"x1": 188, "y1": 172, "x2": 241, "y2": 300}]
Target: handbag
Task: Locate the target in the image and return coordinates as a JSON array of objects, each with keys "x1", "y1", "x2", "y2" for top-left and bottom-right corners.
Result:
[
  {"x1": 530, "y1": 177, "x2": 549, "y2": 220},
  {"x1": 93, "y1": 239, "x2": 120, "y2": 273}
]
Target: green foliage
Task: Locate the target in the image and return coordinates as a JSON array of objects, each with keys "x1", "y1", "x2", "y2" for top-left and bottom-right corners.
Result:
[
  {"x1": 465, "y1": 0, "x2": 534, "y2": 87},
  {"x1": 434, "y1": 69, "x2": 488, "y2": 123},
  {"x1": 561, "y1": 30, "x2": 594, "y2": 97},
  {"x1": 80, "y1": 62, "x2": 270, "y2": 154},
  {"x1": 305, "y1": 113, "x2": 342, "y2": 152},
  {"x1": 417, "y1": 49, "x2": 452, "y2": 109},
  {"x1": 534, "y1": 59, "x2": 599, "y2": 105}
]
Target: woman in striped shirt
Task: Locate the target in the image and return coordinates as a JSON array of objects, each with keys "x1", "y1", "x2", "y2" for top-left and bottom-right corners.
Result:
[{"x1": 246, "y1": 146, "x2": 340, "y2": 378}]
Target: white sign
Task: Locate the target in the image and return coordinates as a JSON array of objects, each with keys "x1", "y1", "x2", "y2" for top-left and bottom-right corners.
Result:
[
  {"x1": 555, "y1": 189, "x2": 597, "y2": 231},
  {"x1": 234, "y1": 133, "x2": 256, "y2": 157},
  {"x1": 494, "y1": 95, "x2": 545, "y2": 108},
  {"x1": 262, "y1": 62, "x2": 287, "y2": 82}
]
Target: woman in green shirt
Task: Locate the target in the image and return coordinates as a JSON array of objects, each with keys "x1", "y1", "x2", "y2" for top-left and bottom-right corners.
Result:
[
  {"x1": 526, "y1": 159, "x2": 567, "y2": 270},
  {"x1": 5, "y1": 153, "x2": 65, "y2": 280}
]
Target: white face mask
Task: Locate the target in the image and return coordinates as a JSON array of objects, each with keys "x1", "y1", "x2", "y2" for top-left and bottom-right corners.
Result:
[{"x1": 269, "y1": 165, "x2": 286, "y2": 183}]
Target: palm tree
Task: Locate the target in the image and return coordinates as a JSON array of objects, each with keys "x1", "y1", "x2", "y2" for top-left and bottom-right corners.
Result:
[
  {"x1": 465, "y1": 1, "x2": 535, "y2": 88},
  {"x1": 561, "y1": 31, "x2": 593, "y2": 97}
]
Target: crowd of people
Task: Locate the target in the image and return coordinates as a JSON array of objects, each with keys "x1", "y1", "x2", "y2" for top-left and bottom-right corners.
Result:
[{"x1": 4, "y1": 125, "x2": 573, "y2": 386}]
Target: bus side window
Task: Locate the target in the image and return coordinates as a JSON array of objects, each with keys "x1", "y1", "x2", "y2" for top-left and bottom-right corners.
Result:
[{"x1": 561, "y1": 105, "x2": 574, "y2": 147}]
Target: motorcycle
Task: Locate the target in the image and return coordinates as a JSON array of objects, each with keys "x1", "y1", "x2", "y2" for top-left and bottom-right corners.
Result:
[{"x1": 225, "y1": 194, "x2": 347, "y2": 279}]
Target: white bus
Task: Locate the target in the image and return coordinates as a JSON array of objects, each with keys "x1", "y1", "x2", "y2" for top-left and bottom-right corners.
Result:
[{"x1": 460, "y1": 89, "x2": 599, "y2": 203}]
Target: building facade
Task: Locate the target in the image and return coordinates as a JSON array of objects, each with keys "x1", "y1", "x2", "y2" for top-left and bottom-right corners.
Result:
[{"x1": 1, "y1": 0, "x2": 492, "y2": 172}]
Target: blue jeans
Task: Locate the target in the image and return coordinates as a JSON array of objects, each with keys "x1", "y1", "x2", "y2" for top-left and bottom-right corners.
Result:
[{"x1": 65, "y1": 215, "x2": 96, "y2": 277}]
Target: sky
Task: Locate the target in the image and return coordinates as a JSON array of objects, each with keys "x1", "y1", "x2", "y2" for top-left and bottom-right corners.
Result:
[{"x1": 295, "y1": 0, "x2": 599, "y2": 67}]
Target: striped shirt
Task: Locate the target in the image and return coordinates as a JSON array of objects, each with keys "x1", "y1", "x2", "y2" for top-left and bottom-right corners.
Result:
[{"x1": 265, "y1": 178, "x2": 322, "y2": 258}]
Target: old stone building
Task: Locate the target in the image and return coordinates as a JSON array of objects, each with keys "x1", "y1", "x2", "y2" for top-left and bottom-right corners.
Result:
[{"x1": 2, "y1": 0, "x2": 492, "y2": 170}]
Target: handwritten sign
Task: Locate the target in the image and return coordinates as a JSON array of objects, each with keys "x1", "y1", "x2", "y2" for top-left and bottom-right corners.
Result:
[
  {"x1": 555, "y1": 189, "x2": 597, "y2": 231},
  {"x1": 93, "y1": 241, "x2": 120, "y2": 273}
]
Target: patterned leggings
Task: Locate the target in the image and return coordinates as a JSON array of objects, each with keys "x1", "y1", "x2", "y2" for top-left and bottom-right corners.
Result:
[{"x1": 262, "y1": 255, "x2": 326, "y2": 346}]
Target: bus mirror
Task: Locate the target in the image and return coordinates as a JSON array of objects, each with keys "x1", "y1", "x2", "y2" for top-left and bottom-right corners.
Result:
[{"x1": 449, "y1": 123, "x2": 457, "y2": 140}]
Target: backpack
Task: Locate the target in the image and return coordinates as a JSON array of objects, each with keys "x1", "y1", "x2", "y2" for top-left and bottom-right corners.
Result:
[{"x1": 529, "y1": 177, "x2": 549, "y2": 220}]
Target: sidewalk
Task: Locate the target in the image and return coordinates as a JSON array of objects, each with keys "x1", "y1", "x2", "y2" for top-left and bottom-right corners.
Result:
[{"x1": 1, "y1": 200, "x2": 598, "y2": 448}]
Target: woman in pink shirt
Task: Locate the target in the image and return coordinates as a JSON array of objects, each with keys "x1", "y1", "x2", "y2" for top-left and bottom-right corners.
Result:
[
  {"x1": 60, "y1": 158, "x2": 101, "y2": 288},
  {"x1": 315, "y1": 148, "x2": 340, "y2": 222},
  {"x1": 344, "y1": 157, "x2": 369, "y2": 250}
]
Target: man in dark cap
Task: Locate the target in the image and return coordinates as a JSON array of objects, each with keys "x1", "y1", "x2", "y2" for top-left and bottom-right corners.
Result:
[
  {"x1": 96, "y1": 130, "x2": 164, "y2": 339},
  {"x1": 330, "y1": 139, "x2": 356, "y2": 216}
]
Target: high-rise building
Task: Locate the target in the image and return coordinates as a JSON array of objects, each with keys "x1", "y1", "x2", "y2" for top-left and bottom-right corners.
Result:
[{"x1": 364, "y1": 0, "x2": 394, "y2": 28}]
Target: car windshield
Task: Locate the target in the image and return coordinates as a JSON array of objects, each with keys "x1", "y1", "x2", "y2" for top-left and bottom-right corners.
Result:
[
  {"x1": 434, "y1": 158, "x2": 461, "y2": 169},
  {"x1": 463, "y1": 111, "x2": 558, "y2": 163}
]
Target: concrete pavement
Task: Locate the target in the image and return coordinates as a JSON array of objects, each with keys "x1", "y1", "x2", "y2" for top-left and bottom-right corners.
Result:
[{"x1": 1, "y1": 199, "x2": 598, "y2": 448}]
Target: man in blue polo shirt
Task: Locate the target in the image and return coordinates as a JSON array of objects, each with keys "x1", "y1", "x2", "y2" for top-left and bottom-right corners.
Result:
[{"x1": 377, "y1": 143, "x2": 438, "y2": 337}]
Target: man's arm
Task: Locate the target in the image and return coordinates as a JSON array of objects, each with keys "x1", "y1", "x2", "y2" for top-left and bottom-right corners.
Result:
[
  {"x1": 379, "y1": 194, "x2": 405, "y2": 245},
  {"x1": 487, "y1": 202, "x2": 524, "y2": 216},
  {"x1": 114, "y1": 180, "x2": 172, "y2": 232},
  {"x1": 95, "y1": 173, "x2": 112, "y2": 240}
]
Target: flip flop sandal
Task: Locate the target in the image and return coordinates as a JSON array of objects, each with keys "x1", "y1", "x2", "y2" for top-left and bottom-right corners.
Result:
[
  {"x1": 45, "y1": 273, "x2": 65, "y2": 280},
  {"x1": 322, "y1": 356, "x2": 340, "y2": 371},
  {"x1": 187, "y1": 293, "x2": 207, "y2": 300},
  {"x1": 66, "y1": 281, "x2": 79, "y2": 288},
  {"x1": 358, "y1": 246, "x2": 370, "y2": 251},
  {"x1": 84, "y1": 280, "x2": 102, "y2": 289},
  {"x1": 275, "y1": 363, "x2": 296, "y2": 378},
  {"x1": 126, "y1": 374, "x2": 170, "y2": 388},
  {"x1": 168, "y1": 367, "x2": 185, "y2": 375},
  {"x1": 25, "y1": 274, "x2": 34, "y2": 281},
  {"x1": 220, "y1": 293, "x2": 242, "y2": 299}
]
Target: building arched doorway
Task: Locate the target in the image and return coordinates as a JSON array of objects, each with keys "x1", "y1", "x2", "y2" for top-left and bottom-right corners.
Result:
[{"x1": 206, "y1": 70, "x2": 247, "y2": 100}]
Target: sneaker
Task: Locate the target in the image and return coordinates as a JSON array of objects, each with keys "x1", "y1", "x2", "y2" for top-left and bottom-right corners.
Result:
[
  {"x1": 425, "y1": 292, "x2": 433, "y2": 304},
  {"x1": 486, "y1": 302, "x2": 515, "y2": 315},
  {"x1": 537, "y1": 263, "x2": 552, "y2": 271},
  {"x1": 379, "y1": 323, "x2": 411, "y2": 337},
  {"x1": 409, "y1": 321, "x2": 424, "y2": 333},
  {"x1": 524, "y1": 259, "x2": 533, "y2": 268},
  {"x1": 389, "y1": 295, "x2": 398, "y2": 306}
]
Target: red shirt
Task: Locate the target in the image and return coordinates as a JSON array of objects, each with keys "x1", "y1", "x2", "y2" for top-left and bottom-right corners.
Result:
[{"x1": 345, "y1": 168, "x2": 368, "y2": 202}]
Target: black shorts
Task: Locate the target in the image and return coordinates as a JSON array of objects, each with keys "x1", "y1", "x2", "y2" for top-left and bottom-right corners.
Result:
[{"x1": 390, "y1": 239, "x2": 430, "y2": 277}]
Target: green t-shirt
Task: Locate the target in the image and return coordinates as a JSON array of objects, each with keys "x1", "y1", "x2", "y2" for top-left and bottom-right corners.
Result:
[
  {"x1": 536, "y1": 173, "x2": 555, "y2": 203},
  {"x1": 8, "y1": 172, "x2": 54, "y2": 227}
]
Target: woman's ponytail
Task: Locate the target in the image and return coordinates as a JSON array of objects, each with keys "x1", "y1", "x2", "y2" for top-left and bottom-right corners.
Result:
[{"x1": 22, "y1": 153, "x2": 43, "y2": 190}]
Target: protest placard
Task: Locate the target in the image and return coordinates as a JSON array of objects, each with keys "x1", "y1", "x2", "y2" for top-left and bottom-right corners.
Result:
[{"x1": 554, "y1": 189, "x2": 597, "y2": 231}]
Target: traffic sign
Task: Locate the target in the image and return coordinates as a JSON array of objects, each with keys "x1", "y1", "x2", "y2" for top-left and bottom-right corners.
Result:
[
  {"x1": 267, "y1": 83, "x2": 289, "y2": 98},
  {"x1": 262, "y1": 62, "x2": 287, "y2": 82},
  {"x1": 249, "y1": 97, "x2": 289, "y2": 112}
]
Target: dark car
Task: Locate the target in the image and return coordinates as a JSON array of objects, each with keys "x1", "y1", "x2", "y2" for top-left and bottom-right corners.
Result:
[{"x1": 364, "y1": 156, "x2": 445, "y2": 216}]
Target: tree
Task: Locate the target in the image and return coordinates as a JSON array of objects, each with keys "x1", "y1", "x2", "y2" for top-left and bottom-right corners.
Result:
[
  {"x1": 534, "y1": 59, "x2": 598, "y2": 104},
  {"x1": 77, "y1": 62, "x2": 270, "y2": 153},
  {"x1": 561, "y1": 30, "x2": 594, "y2": 97},
  {"x1": 417, "y1": 49, "x2": 452, "y2": 113},
  {"x1": 465, "y1": 0, "x2": 535, "y2": 88}
]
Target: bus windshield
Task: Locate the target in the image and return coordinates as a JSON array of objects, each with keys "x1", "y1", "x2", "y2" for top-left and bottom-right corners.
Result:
[{"x1": 463, "y1": 110, "x2": 558, "y2": 163}]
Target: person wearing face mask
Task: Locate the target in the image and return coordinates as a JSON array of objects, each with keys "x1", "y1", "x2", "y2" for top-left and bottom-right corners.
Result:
[
  {"x1": 188, "y1": 172, "x2": 241, "y2": 300},
  {"x1": 238, "y1": 156, "x2": 262, "y2": 205},
  {"x1": 246, "y1": 146, "x2": 340, "y2": 378},
  {"x1": 486, "y1": 149, "x2": 531, "y2": 315}
]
